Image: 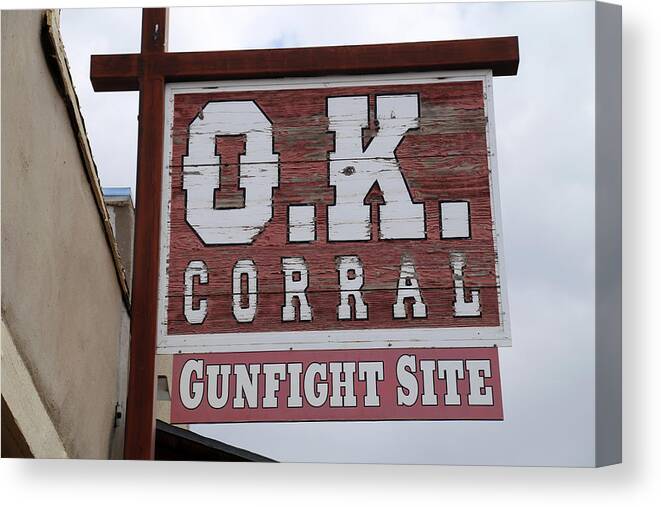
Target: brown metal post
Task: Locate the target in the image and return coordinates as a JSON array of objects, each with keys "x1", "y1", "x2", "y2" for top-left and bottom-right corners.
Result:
[{"x1": 123, "y1": 7, "x2": 168, "y2": 460}]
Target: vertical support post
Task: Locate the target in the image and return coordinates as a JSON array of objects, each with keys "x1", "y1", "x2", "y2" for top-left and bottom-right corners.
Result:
[{"x1": 123, "y1": 7, "x2": 168, "y2": 460}]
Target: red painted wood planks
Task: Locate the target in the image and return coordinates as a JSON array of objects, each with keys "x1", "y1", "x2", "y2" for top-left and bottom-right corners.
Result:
[{"x1": 164, "y1": 79, "x2": 501, "y2": 338}]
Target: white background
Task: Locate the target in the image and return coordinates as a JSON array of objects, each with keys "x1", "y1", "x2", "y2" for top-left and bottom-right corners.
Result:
[{"x1": 1, "y1": 0, "x2": 659, "y2": 504}]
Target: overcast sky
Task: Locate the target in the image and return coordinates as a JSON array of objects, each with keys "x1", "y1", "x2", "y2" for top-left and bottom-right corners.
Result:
[{"x1": 60, "y1": 1, "x2": 596, "y2": 466}]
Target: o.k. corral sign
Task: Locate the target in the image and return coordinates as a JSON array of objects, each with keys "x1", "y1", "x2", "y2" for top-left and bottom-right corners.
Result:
[
  {"x1": 90, "y1": 8, "x2": 519, "y2": 456},
  {"x1": 159, "y1": 71, "x2": 510, "y2": 423},
  {"x1": 159, "y1": 68, "x2": 513, "y2": 424}
]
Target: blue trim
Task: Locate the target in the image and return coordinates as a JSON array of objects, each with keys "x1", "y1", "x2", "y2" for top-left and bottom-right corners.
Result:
[{"x1": 103, "y1": 187, "x2": 132, "y2": 198}]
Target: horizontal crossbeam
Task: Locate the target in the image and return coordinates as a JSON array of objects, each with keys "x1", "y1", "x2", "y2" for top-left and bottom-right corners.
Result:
[{"x1": 91, "y1": 36, "x2": 519, "y2": 92}]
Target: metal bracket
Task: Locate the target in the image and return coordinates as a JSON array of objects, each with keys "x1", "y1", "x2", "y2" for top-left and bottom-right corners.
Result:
[{"x1": 114, "y1": 402, "x2": 123, "y2": 428}]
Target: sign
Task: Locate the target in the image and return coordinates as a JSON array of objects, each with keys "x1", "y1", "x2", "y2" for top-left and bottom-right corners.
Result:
[
  {"x1": 172, "y1": 348, "x2": 502, "y2": 423},
  {"x1": 158, "y1": 71, "x2": 510, "y2": 422},
  {"x1": 158, "y1": 71, "x2": 509, "y2": 352},
  {"x1": 91, "y1": 10, "x2": 518, "y2": 454}
]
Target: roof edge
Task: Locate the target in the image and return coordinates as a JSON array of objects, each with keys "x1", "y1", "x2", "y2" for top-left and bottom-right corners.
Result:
[
  {"x1": 41, "y1": 9, "x2": 131, "y2": 310},
  {"x1": 155, "y1": 420, "x2": 277, "y2": 463}
]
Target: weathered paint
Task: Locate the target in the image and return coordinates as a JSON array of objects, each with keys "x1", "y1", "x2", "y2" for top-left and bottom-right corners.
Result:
[{"x1": 157, "y1": 71, "x2": 510, "y2": 353}]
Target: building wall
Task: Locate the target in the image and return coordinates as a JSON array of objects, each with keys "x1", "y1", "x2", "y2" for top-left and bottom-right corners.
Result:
[
  {"x1": 155, "y1": 354, "x2": 188, "y2": 430},
  {"x1": 1, "y1": 10, "x2": 130, "y2": 459},
  {"x1": 155, "y1": 354, "x2": 174, "y2": 424},
  {"x1": 105, "y1": 191, "x2": 135, "y2": 295},
  {"x1": 104, "y1": 193, "x2": 189, "y2": 434}
]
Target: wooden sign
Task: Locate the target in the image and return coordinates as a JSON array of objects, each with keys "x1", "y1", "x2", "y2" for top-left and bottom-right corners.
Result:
[
  {"x1": 158, "y1": 71, "x2": 510, "y2": 356},
  {"x1": 159, "y1": 71, "x2": 511, "y2": 423}
]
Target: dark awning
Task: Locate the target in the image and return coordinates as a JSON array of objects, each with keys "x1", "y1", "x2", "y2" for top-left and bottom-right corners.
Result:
[{"x1": 155, "y1": 420, "x2": 276, "y2": 462}]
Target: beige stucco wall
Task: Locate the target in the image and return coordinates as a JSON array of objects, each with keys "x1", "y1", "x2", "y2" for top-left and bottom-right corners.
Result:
[
  {"x1": 155, "y1": 354, "x2": 173, "y2": 424},
  {"x1": 1, "y1": 10, "x2": 130, "y2": 458},
  {"x1": 155, "y1": 354, "x2": 187, "y2": 430},
  {"x1": 105, "y1": 195, "x2": 135, "y2": 295}
]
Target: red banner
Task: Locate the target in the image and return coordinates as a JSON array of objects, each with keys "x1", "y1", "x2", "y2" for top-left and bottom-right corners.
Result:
[{"x1": 171, "y1": 347, "x2": 502, "y2": 423}]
